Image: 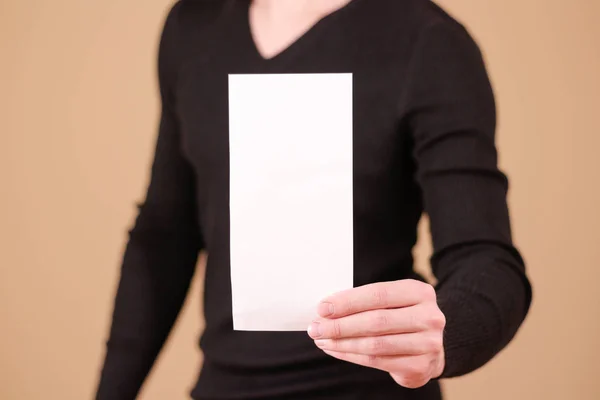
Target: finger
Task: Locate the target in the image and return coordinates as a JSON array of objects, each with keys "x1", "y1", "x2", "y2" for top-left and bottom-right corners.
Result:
[
  {"x1": 317, "y1": 280, "x2": 436, "y2": 318},
  {"x1": 322, "y1": 349, "x2": 399, "y2": 372},
  {"x1": 325, "y1": 350, "x2": 436, "y2": 389},
  {"x1": 323, "y1": 350, "x2": 436, "y2": 389},
  {"x1": 308, "y1": 305, "x2": 434, "y2": 339},
  {"x1": 314, "y1": 332, "x2": 443, "y2": 356}
]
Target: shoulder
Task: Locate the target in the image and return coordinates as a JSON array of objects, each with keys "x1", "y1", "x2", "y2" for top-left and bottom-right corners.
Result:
[
  {"x1": 158, "y1": 0, "x2": 229, "y2": 80},
  {"x1": 387, "y1": 0, "x2": 473, "y2": 36},
  {"x1": 386, "y1": 0, "x2": 488, "y2": 82},
  {"x1": 162, "y1": 0, "x2": 230, "y2": 40},
  {"x1": 405, "y1": 0, "x2": 483, "y2": 56},
  {"x1": 351, "y1": 0, "x2": 481, "y2": 65},
  {"x1": 394, "y1": 2, "x2": 495, "y2": 117},
  {"x1": 365, "y1": 0, "x2": 479, "y2": 50}
]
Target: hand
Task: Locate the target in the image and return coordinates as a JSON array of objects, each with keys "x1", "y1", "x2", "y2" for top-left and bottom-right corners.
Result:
[{"x1": 307, "y1": 279, "x2": 446, "y2": 389}]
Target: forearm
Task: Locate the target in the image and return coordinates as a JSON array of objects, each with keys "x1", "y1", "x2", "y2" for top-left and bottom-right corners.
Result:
[
  {"x1": 434, "y1": 243, "x2": 531, "y2": 378},
  {"x1": 96, "y1": 222, "x2": 199, "y2": 400}
]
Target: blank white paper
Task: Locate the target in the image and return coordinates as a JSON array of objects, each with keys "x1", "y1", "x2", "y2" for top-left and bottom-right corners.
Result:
[{"x1": 228, "y1": 73, "x2": 354, "y2": 331}]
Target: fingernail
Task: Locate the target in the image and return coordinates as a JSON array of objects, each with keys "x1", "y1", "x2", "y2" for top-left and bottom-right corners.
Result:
[
  {"x1": 308, "y1": 321, "x2": 322, "y2": 338},
  {"x1": 318, "y1": 302, "x2": 334, "y2": 317},
  {"x1": 314, "y1": 339, "x2": 327, "y2": 348}
]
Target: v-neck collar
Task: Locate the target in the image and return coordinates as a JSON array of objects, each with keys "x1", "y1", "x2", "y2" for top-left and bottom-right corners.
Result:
[{"x1": 238, "y1": 0, "x2": 360, "y2": 64}]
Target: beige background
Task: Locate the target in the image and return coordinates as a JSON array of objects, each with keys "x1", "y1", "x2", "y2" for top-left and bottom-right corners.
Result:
[{"x1": 1, "y1": 0, "x2": 599, "y2": 399}]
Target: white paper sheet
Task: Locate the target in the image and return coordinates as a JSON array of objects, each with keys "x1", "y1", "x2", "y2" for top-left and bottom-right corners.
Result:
[{"x1": 228, "y1": 73, "x2": 354, "y2": 331}]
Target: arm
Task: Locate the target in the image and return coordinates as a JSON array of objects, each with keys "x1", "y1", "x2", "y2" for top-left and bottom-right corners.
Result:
[
  {"x1": 96, "y1": 3, "x2": 202, "y2": 398},
  {"x1": 402, "y1": 20, "x2": 532, "y2": 377},
  {"x1": 307, "y1": 19, "x2": 532, "y2": 387}
]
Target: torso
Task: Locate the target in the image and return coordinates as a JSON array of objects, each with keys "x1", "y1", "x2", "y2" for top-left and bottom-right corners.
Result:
[{"x1": 169, "y1": 0, "x2": 453, "y2": 398}]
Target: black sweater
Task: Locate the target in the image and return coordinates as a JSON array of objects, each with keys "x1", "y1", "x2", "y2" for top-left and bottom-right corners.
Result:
[{"x1": 96, "y1": 0, "x2": 532, "y2": 399}]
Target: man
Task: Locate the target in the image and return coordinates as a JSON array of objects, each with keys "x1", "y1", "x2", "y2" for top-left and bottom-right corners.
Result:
[{"x1": 96, "y1": 0, "x2": 532, "y2": 398}]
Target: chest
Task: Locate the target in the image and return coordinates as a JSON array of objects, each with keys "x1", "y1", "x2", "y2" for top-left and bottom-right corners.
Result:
[{"x1": 176, "y1": 54, "x2": 410, "y2": 184}]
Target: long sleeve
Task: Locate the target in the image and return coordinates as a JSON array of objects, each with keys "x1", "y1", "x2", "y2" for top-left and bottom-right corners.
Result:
[
  {"x1": 400, "y1": 20, "x2": 533, "y2": 378},
  {"x1": 96, "y1": 3, "x2": 202, "y2": 398}
]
